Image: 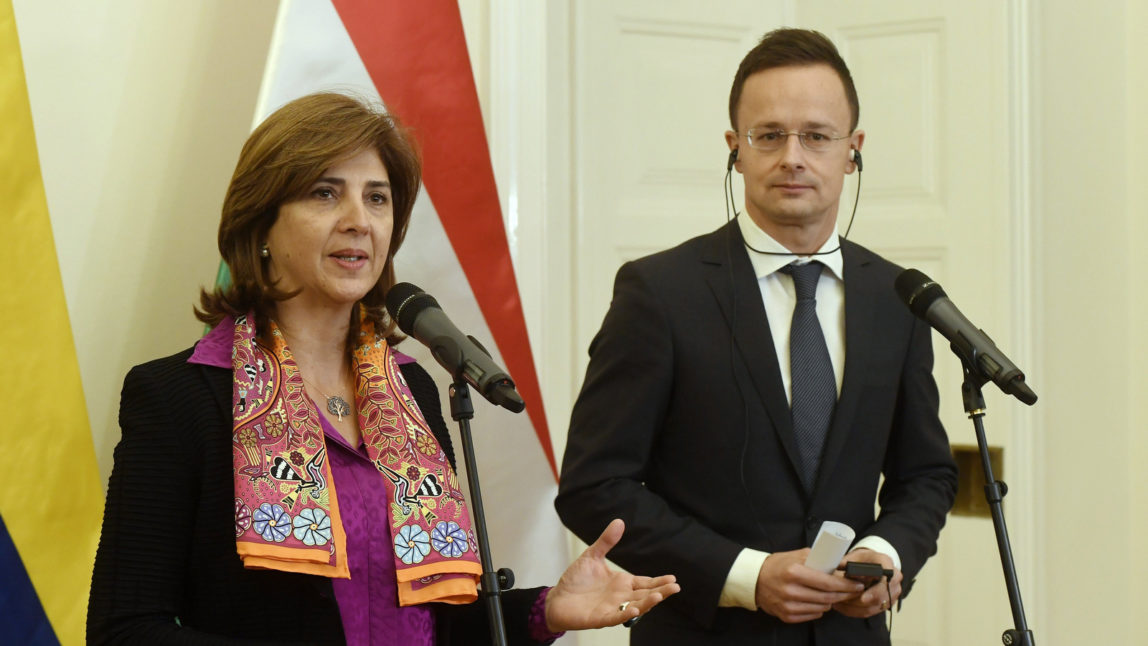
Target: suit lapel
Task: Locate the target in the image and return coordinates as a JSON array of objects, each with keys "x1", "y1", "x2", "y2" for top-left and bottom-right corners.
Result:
[
  {"x1": 700, "y1": 222, "x2": 803, "y2": 475},
  {"x1": 815, "y1": 241, "x2": 877, "y2": 494}
]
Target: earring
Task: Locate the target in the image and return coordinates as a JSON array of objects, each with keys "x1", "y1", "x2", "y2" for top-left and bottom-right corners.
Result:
[{"x1": 260, "y1": 244, "x2": 270, "y2": 258}]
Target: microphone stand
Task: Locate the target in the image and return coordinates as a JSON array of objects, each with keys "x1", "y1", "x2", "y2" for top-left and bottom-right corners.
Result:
[
  {"x1": 956, "y1": 349, "x2": 1036, "y2": 646},
  {"x1": 447, "y1": 379, "x2": 510, "y2": 646}
]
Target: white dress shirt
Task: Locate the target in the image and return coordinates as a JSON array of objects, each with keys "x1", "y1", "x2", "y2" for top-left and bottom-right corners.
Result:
[{"x1": 718, "y1": 215, "x2": 901, "y2": 611}]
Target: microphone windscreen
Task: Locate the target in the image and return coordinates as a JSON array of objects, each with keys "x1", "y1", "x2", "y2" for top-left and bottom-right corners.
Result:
[
  {"x1": 894, "y1": 268, "x2": 947, "y2": 318},
  {"x1": 385, "y1": 282, "x2": 439, "y2": 333}
]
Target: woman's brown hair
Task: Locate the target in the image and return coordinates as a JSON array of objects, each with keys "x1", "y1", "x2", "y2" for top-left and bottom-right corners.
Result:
[{"x1": 196, "y1": 92, "x2": 421, "y2": 344}]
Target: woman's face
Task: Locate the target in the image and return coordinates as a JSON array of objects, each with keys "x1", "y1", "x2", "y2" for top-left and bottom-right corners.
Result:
[{"x1": 265, "y1": 147, "x2": 393, "y2": 313}]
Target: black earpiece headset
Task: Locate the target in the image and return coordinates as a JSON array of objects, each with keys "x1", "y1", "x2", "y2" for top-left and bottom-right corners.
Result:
[{"x1": 724, "y1": 144, "x2": 864, "y2": 255}]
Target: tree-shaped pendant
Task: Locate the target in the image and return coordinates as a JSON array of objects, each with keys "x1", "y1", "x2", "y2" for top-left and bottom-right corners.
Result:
[{"x1": 327, "y1": 396, "x2": 352, "y2": 422}]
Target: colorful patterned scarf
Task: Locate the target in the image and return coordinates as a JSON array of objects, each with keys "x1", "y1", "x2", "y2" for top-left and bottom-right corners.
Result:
[{"x1": 230, "y1": 312, "x2": 481, "y2": 605}]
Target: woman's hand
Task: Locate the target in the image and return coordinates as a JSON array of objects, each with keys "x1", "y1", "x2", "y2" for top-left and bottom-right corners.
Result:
[{"x1": 543, "y1": 519, "x2": 680, "y2": 632}]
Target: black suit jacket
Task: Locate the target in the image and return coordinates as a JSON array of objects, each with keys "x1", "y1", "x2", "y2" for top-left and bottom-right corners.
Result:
[
  {"x1": 88, "y1": 345, "x2": 547, "y2": 645},
  {"x1": 556, "y1": 222, "x2": 957, "y2": 645}
]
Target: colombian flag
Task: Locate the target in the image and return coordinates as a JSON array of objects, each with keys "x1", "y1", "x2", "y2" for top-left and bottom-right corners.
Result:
[{"x1": 0, "y1": 1, "x2": 105, "y2": 643}]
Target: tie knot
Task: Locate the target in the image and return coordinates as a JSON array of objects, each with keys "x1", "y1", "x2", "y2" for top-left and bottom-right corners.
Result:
[{"x1": 780, "y1": 262, "x2": 823, "y2": 300}]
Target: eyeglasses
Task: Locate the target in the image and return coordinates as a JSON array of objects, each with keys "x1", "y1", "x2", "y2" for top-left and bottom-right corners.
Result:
[{"x1": 741, "y1": 128, "x2": 851, "y2": 152}]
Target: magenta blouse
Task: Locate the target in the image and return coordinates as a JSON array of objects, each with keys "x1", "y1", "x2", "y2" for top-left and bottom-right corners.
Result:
[{"x1": 189, "y1": 323, "x2": 560, "y2": 645}]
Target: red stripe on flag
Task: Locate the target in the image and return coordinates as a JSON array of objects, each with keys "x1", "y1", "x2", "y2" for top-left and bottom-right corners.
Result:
[{"x1": 332, "y1": 0, "x2": 557, "y2": 478}]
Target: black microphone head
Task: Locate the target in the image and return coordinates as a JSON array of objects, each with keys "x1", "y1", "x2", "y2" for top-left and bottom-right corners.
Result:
[
  {"x1": 894, "y1": 268, "x2": 947, "y2": 319},
  {"x1": 385, "y1": 282, "x2": 439, "y2": 333}
]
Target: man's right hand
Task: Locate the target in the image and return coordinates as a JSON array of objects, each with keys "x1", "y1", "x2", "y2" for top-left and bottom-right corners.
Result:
[{"x1": 755, "y1": 548, "x2": 864, "y2": 623}]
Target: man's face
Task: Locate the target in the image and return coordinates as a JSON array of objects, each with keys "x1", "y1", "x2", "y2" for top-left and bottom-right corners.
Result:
[{"x1": 725, "y1": 64, "x2": 863, "y2": 247}]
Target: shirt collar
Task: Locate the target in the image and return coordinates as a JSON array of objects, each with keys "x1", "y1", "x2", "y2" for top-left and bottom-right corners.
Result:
[
  {"x1": 188, "y1": 318, "x2": 233, "y2": 368},
  {"x1": 736, "y1": 214, "x2": 844, "y2": 281}
]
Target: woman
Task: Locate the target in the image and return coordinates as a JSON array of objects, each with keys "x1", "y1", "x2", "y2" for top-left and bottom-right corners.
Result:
[{"x1": 87, "y1": 92, "x2": 678, "y2": 645}]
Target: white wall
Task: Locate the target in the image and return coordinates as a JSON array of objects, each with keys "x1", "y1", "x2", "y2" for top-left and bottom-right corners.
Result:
[
  {"x1": 1128, "y1": 1, "x2": 1148, "y2": 640},
  {"x1": 14, "y1": 0, "x2": 1147, "y2": 642},
  {"x1": 15, "y1": 0, "x2": 279, "y2": 485},
  {"x1": 1037, "y1": 2, "x2": 1143, "y2": 642}
]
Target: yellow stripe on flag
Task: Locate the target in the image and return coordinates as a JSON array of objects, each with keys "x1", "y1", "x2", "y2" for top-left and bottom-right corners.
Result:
[{"x1": 0, "y1": 2, "x2": 105, "y2": 643}]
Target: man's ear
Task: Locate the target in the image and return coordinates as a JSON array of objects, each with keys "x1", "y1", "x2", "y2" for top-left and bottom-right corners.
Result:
[
  {"x1": 847, "y1": 129, "x2": 865, "y2": 173},
  {"x1": 724, "y1": 130, "x2": 740, "y2": 172}
]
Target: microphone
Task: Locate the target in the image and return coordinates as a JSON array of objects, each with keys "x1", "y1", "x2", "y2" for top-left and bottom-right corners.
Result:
[
  {"x1": 385, "y1": 282, "x2": 526, "y2": 413},
  {"x1": 894, "y1": 269, "x2": 1037, "y2": 405}
]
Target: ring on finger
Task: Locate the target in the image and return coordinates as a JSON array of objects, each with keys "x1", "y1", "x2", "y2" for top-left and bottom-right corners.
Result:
[{"x1": 619, "y1": 601, "x2": 630, "y2": 613}]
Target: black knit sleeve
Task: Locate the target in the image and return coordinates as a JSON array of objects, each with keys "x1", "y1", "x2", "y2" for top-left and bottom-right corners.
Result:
[
  {"x1": 435, "y1": 587, "x2": 554, "y2": 646},
  {"x1": 87, "y1": 354, "x2": 287, "y2": 645}
]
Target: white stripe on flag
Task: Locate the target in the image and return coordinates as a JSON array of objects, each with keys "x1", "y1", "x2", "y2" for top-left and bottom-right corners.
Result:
[{"x1": 255, "y1": 0, "x2": 567, "y2": 592}]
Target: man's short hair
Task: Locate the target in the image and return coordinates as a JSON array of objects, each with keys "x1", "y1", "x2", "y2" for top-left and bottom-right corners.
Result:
[{"x1": 728, "y1": 28, "x2": 860, "y2": 132}]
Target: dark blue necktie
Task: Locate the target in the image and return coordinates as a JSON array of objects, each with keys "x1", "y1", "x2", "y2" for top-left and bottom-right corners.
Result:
[{"x1": 779, "y1": 262, "x2": 836, "y2": 490}]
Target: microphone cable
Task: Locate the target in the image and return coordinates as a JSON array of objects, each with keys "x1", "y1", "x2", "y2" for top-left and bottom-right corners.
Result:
[{"x1": 721, "y1": 167, "x2": 772, "y2": 541}]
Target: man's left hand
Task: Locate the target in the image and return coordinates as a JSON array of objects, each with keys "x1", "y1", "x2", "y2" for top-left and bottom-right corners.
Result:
[{"x1": 831, "y1": 548, "x2": 903, "y2": 619}]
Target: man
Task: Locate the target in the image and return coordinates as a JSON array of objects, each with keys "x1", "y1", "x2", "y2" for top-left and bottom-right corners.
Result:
[{"x1": 555, "y1": 28, "x2": 957, "y2": 645}]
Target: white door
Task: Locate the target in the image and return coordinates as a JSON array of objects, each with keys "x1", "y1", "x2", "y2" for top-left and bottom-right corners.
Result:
[
  {"x1": 793, "y1": 3, "x2": 1028, "y2": 644},
  {"x1": 572, "y1": 0, "x2": 789, "y2": 376},
  {"x1": 559, "y1": 1, "x2": 1029, "y2": 644}
]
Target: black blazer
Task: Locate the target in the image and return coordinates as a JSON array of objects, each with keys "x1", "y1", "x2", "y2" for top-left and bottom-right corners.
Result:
[
  {"x1": 556, "y1": 222, "x2": 957, "y2": 645},
  {"x1": 88, "y1": 345, "x2": 547, "y2": 645}
]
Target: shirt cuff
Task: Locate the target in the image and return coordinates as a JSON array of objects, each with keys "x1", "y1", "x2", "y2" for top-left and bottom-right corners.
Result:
[
  {"x1": 718, "y1": 548, "x2": 770, "y2": 610},
  {"x1": 528, "y1": 587, "x2": 565, "y2": 644},
  {"x1": 850, "y1": 535, "x2": 902, "y2": 571}
]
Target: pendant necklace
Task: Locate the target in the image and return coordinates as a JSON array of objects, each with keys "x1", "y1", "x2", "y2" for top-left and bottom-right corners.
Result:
[
  {"x1": 300, "y1": 377, "x2": 353, "y2": 422},
  {"x1": 276, "y1": 326, "x2": 354, "y2": 422}
]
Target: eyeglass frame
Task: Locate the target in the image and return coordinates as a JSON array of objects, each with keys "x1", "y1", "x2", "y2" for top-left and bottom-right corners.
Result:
[{"x1": 737, "y1": 127, "x2": 854, "y2": 153}]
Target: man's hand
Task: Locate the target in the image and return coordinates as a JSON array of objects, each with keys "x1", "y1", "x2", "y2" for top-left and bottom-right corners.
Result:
[
  {"x1": 755, "y1": 548, "x2": 864, "y2": 623},
  {"x1": 831, "y1": 548, "x2": 903, "y2": 618}
]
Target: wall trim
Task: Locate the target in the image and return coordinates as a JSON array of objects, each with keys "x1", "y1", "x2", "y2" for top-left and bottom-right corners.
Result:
[
  {"x1": 1006, "y1": 0, "x2": 1044, "y2": 633},
  {"x1": 487, "y1": 0, "x2": 576, "y2": 461}
]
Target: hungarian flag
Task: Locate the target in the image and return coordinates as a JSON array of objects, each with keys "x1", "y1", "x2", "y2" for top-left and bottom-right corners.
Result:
[
  {"x1": 249, "y1": 0, "x2": 567, "y2": 589},
  {"x1": 0, "y1": 0, "x2": 105, "y2": 643}
]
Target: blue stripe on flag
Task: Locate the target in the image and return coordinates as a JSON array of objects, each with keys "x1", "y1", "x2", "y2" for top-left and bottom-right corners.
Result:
[{"x1": 0, "y1": 513, "x2": 59, "y2": 646}]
